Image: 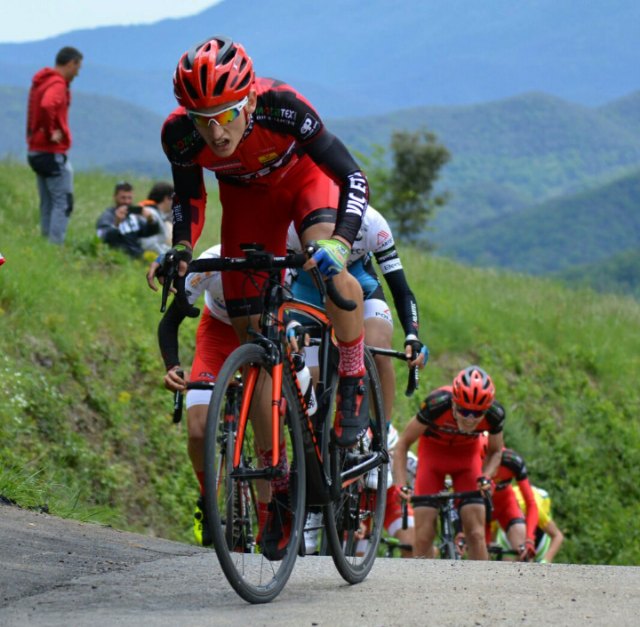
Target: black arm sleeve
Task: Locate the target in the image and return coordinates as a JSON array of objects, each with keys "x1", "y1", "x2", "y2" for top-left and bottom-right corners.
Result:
[
  {"x1": 157, "y1": 298, "x2": 188, "y2": 370},
  {"x1": 302, "y1": 130, "x2": 368, "y2": 245},
  {"x1": 170, "y1": 163, "x2": 206, "y2": 246},
  {"x1": 379, "y1": 263, "x2": 419, "y2": 337}
]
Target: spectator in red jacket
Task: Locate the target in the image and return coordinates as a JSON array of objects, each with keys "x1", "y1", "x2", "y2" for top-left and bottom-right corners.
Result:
[{"x1": 26, "y1": 46, "x2": 83, "y2": 244}]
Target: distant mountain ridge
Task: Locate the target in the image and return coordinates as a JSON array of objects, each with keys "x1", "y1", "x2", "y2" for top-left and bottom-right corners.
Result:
[
  {"x1": 437, "y1": 169, "x2": 640, "y2": 275},
  {"x1": 0, "y1": 0, "x2": 639, "y2": 118},
  {"x1": 331, "y1": 90, "x2": 640, "y2": 234}
]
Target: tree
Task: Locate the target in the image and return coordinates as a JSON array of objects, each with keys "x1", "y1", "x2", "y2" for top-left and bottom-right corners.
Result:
[{"x1": 367, "y1": 129, "x2": 450, "y2": 245}]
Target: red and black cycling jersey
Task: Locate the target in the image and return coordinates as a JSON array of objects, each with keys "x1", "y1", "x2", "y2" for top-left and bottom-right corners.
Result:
[
  {"x1": 415, "y1": 386, "x2": 505, "y2": 446},
  {"x1": 492, "y1": 447, "x2": 539, "y2": 542},
  {"x1": 161, "y1": 76, "x2": 368, "y2": 248},
  {"x1": 494, "y1": 448, "x2": 529, "y2": 489}
]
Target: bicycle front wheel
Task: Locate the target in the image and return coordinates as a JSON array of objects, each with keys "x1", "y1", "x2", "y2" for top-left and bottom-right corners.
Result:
[
  {"x1": 203, "y1": 344, "x2": 306, "y2": 604},
  {"x1": 324, "y1": 347, "x2": 387, "y2": 583}
]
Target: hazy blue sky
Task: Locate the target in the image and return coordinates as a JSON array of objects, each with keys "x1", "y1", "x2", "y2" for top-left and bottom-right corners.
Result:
[{"x1": 0, "y1": 1, "x2": 221, "y2": 43}]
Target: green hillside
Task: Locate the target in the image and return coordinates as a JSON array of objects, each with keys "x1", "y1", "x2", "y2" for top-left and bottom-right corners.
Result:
[
  {"x1": 556, "y1": 248, "x2": 640, "y2": 299},
  {"x1": 437, "y1": 169, "x2": 640, "y2": 276},
  {"x1": 1, "y1": 161, "x2": 640, "y2": 565}
]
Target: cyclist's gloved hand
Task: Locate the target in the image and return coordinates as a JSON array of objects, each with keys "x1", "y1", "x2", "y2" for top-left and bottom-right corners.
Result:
[
  {"x1": 404, "y1": 334, "x2": 429, "y2": 368},
  {"x1": 477, "y1": 475, "x2": 494, "y2": 494},
  {"x1": 311, "y1": 238, "x2": 350, "y2": 278},
  {"x1": 520, "y1": 539, "x2": 536, "y2": 562},
  {"x1": 164, "y1": 244, "x2": 192, "y2": 276}
]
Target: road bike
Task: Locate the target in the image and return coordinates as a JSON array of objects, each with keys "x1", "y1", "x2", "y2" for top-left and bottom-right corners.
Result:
[
  {"x1": 166, "y1": 245, "x2": 411, "y2": 603},
  {"x1": 407, "y1": 478, "x2": 487, "y2": 560}
]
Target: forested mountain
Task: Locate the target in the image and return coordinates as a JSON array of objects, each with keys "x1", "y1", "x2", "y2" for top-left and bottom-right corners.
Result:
[
  {"x1": 0, "y1": 0, "x2": 638, "y2": 118},
  {"x1": 332, "y1": 92, "x2": 640, "y2": 235},
  {"x1": 437, "y1": 170, "x2": 640, "y2": 276}
]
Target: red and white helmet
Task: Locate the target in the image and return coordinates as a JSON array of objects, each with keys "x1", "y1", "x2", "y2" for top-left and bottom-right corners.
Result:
[{"x1": 173, "y1": 35, "x2": 254, "y2": 110}]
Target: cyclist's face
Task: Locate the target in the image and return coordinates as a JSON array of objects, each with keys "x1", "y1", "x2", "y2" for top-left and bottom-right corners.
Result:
[
  {"x1": 193, "y1": 90, "x2": 257, "y2": 158},
  {"x1": 452, "y1": 405, "x2": 485, "y2": 433}
]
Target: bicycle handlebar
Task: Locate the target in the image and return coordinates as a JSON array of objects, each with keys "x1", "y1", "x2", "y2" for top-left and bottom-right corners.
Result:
[
  {"x1": 411, "y1": 489, "x2": 485, "y2": 506},
  {"x1": 172, "y1": 376, "x2": 215, "y2": 424},
  {"x1": 366, "y1": 346, "x2": 419, "y2": 397},
  {"x1": 161, "y1": 247, "x2": 357, "y2": 313}
]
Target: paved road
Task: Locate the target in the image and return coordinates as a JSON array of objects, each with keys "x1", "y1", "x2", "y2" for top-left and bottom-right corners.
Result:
[{"x1": 1, "y1": 503, "x2": 639, "y2": 626}]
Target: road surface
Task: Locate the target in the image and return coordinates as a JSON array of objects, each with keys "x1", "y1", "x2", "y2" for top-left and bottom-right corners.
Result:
[{"x1": 1, "y1": 503, "x2": 639, "y2": 626}]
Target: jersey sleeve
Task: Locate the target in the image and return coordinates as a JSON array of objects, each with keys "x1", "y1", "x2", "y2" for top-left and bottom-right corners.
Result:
[
  {"x1": 368, "y1": 209, "x2": 420, "y2": 337},
  {"x1": 485, "y1": 401, "x2": 506, "y2": 434},
  {"x1": 261, "y1": 84, "x2": 367, "y2": 245},
  {"x1": 517, "y1": 479, "x2": 539, "y2": 542},
  {"x1": 500, "y1": 449, "x2": 529, "y2": 482},
  {"x1": 416, "y1": 388, "x2": 452, "y2": 425},
  {"x1": 161, "y1": 111, "x2": 208, "y2": 247}
]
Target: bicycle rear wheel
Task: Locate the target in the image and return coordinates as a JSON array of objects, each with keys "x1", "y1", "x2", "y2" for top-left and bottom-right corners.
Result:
[
  {"x1": 203, "y1": 344, "x2": 306, "y2": 604},
  {"x1": 324, "y1": 348, "x2": 387, "y2": 583}
]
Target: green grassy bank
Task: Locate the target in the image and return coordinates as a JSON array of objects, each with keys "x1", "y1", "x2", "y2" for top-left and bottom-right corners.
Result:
[{"x1": 1, "y1": 159, "x2": 639, "y2": 563}]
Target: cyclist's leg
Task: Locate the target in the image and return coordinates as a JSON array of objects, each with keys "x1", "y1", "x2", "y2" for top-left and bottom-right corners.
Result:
[
  {"x1": 452, "y1": 445, "x2": 488, "y2": 560},
  {"x1": 220, "y1": 184, "x2": 301, "y2": 552},
  {"x1": 459, "y1": 503, "x2": 488, "y2": 560},
  {"x1": 363, "y1": 301, "x2": 394, "y2": 422},
  {"x1": 413, "y1": 506, "x2": 438, "y2": 558},
  {"x1": 498, "y1": 491, "x2": 527, "y2": 557},
  {"x1": 505, "y1": 520, "x2": 527, "y2": 557},
  {"x1": 413, "y1": 439, "x2": 445, "y2": 558},
  {"x1": 220, "y1": 179, "x2": 292, "y2": 451},
  {"x1": 296, "y1": 199, "x2": 367, "y2": 446},
  {"x1": 385, "y1": 484, "x2": 414, "y2": 558},
  {"x1": 188, "y1": 310, "x2": 239, "y2": 479},
  {"x1": 187, "y1": 309, "x2": 239, "y2": 545},
  {"x1": 492, "y1": 489, "x2": 525, "y2": 558}
]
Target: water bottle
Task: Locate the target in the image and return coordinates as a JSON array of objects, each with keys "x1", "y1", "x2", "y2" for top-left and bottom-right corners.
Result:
[{"x1": 292, "y1": 352, "x2": 317, "y2": 416}]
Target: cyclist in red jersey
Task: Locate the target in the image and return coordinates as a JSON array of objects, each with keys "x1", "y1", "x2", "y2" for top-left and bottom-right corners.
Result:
[
  {"x1": 481, "y1": 438, "x2": 539, "y2": 561},
  {"x1": 147, "y1": 35, "x2": 371, "y2": 557},
  {"x1": 393, "y1": 366, "x2": 505, "y2": 559}
]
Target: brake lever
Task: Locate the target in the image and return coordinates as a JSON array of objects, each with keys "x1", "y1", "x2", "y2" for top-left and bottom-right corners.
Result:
[{"x1": 160, "y1": 261, "x2": 176, "y2": 313}]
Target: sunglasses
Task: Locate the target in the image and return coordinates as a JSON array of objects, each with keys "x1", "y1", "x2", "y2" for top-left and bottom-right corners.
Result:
[
  {"x1": 455, "y1": 406, "x2": 486, "y2": 419},
  {"x1": 187, "y1": 96, "x2": 249, "y2": 128}
]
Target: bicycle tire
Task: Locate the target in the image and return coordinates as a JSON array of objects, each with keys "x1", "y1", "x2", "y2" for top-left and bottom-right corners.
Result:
[
  {"x1": 324, "y1": 347, "x2": 387, "y2": 583},
  {"x1": 203, "y1": 343, "x2": 306, "y2": 604}
]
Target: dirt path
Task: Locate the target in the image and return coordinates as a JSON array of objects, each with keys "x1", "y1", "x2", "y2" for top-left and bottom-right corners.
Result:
[{"x1": 1, "y1": 503, "x2": 639, "y2": 626}]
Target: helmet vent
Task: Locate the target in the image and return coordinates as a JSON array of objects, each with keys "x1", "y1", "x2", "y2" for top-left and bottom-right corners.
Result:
[
  {"x1": 237, "y1": 72, "x2": 251, "y2": 90},
  {"x1": 219, "y1": 44, "x2": 236, "y2": 66},
  {"x1": 199, "y1": 65, "x2": 208, "y2": 96},
  {"x1": 213, "y1": 73, "x2": 229, "y2": 96},
  {"x1": 182, "y1": 78, "x2": 199, "y2": 101}
]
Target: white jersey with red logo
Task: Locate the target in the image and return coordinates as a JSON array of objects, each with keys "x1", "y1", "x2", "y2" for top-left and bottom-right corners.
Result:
[{"x1": 184, "y1": 245, "x2": 229, "y2": 325}]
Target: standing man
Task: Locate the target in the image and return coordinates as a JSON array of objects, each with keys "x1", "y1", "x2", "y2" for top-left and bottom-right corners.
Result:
[{"x1": 27, "y1": 46, "x2": 83, "y2": 244}]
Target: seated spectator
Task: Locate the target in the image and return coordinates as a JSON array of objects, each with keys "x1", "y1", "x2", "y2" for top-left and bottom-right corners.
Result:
[
  {"x1": 95, "y1": 181, "x2": 160, "y2": 259},
  {"x1": 138, "y1": 181, "x2": 174, "y2": 256}
]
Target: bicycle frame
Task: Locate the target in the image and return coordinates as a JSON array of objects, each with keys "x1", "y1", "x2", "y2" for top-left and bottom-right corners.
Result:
[{"x1": 181, "y1": 247, "x2": 390, "y2": 602}]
